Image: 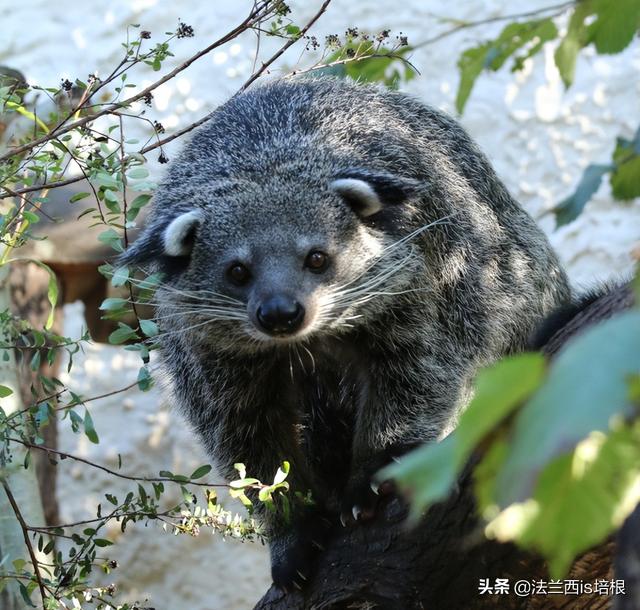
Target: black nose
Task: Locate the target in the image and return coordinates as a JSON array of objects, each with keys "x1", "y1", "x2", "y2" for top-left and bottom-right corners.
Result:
[{"x1": 256, "y1": 296, "x2": 305, "y2": 335}]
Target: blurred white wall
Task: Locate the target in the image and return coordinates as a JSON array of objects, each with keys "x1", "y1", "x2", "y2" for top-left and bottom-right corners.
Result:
[{"x1": 2, "y1": 0, "x2": 638, "y2": 608}]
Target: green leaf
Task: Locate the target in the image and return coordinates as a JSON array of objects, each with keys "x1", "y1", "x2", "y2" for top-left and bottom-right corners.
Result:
[
  {"x1": 44, "y1": 596, "x2": 58, "y2": 610},
  {"x1": 456, "y1": 18, "x2": 557, "y2": 112},
  {"x1": 0, "y1": 385, "x2": 13, "y2": 398},
  {"x1": 137, "y1": 365, "x2": 153, "y2": 391},
  {"x1": 98, "y1": 228, "x2": 124, "y2": 253},
  {"x1": 18, "y1": 581, "x2": 36, "y2": 607},
  {"x1": 69, "y1": 191, "x2": 91, "y2": 203},
  {"x1": 229, "y1": 477, "x2": 260, "y2": 489},
  {"x1": 611, "y1": 156, "x2": 640, "y2": 200},
  {"x1": 111, "y1": 266, "x2": 129, "y2": 287},
  {"x1": 22, "y1": 210, "x2": 39, "y2": 224},
  {"x1": 108, "y1": 324, "x2": 138, "y2": 344},
  {"x1": 100, "y1": 297, "x2": 129, "y2": 310},
  {"x1": 139, "y1": 318, "x2": 158, "y2": 337},
  {"x1": 285, "y1": 24, "x2": 301, "y2": 37},
  {"x1": 83, "y1": 408, "x2": 99, "y2": 444},
  {"x1": 69, "y1": 409, "x2": 82, "y2": 433},
  {"x1": 554, "y1": 1, "x2": 594, "y2": 87},
  {"x1": 93, "y1": 538, "x2": 114, "y2": 547},
  {"x1": 495, "y1": 310, "x2": 640, "y2": 507},
  {"x1": 128, "y1": 167, "x2": 149, "y2": 179},
  {"x1": 381, "y1": 353, "x2": 546, "y2": 514},
  {"x1": 553, "y1": 163, "x2": 612, "y2": 226},
  {"x1": 273, "y1": 461, "x2": 290, "y2": 485},
  {"x1": 590, "y1": 0, "x2": 640, "y2": 54},
  {"x1": 610, "y1": 129, "x2": 640, "y2": 200},
  {"x1": 234, "y1": 463, "x2": 247, "y2": 479},
  {"x1": 456, "y1": 42, "x2": 491, "y2": 113},
  {"x1": 190, "y1": 464, "x2": 212, "y2": 479},
  {"x1": 94, "y1": 172, "x2": 120, "y2": 189},
  {"x1": 486, "y1": 422, "x2": 640, "y2": 578},
  {"x1": 126, "y1": 193, "x2": 152, "y2": 221}
]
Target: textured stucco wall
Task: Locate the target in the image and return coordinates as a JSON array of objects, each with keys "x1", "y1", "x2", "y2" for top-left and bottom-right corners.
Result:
[{"x1": 2, "y1": 1, "x2": 639, "y2": 608}]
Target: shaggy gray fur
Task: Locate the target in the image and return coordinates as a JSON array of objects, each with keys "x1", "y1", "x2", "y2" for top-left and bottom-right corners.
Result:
[{"x1": 122, "y1": 77, "x2": 570, "y2": 589}]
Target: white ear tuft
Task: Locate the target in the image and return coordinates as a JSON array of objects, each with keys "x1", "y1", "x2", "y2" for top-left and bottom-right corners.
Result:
[
  {"x1": 330, "y1": 178, "x2": 383, "y2": 218},
  {"x1": 163, "y1": 210, "x2": 203, "y2": 257}
]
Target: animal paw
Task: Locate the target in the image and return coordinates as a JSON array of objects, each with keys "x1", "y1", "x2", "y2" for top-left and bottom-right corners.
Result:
[
  {"x1": 271, "y1": 553, "x2": 311, "y2": 594},
  {"x1": 340, "y1": 474, "x2": 394, "y2": 526},
  {"x1": 340, "y1": 448, "x2": 410, "y2": 526},
  {"x1": 269, "y1": 516, "x2": 330, "y2": 592}
]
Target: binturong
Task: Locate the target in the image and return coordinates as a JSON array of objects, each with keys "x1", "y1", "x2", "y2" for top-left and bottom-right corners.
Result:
[{"x1": 121, "y1": 77, "x2": 570, "y2": 591}]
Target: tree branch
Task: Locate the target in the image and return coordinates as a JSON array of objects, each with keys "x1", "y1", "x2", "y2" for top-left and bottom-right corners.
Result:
[{"x1": 8, "y1": 437, "x2": 227, "y2": 488}]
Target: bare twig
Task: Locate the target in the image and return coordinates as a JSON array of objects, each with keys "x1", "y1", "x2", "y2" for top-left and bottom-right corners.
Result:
[
  {"x1": 412, "y1": 0, "x2": 575, "y2": 49},
  {"x1": 239, "y1": 0, "x2": 333, "y2": 93},
  {"x1": 9, "y1": 437, "x2": 227, "y2": 488}
]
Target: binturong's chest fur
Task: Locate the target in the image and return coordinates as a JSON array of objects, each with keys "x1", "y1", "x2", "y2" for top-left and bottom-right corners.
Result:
[
  {"x1": 121, "y1": 77, "x2": 571, "y2": 591},
  {"x1": 267, "y1": 336, "x2": 370, "y2": 508}
]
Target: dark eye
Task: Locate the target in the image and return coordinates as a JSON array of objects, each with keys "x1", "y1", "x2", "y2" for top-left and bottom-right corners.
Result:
[
  {"x1": 305, "y1": 250, "x2": 329, "y2": 273},
  {"x1": 227, "y1": 262, "x2": 251, "y2": 286}
]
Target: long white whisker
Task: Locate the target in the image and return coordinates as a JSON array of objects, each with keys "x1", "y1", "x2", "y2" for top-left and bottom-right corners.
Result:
[
  {"x1": 152, "y1": 316, "x2": 240, "y2": 339},
  {"x1": 331, "y1": 215, "x2": 454, "y2": 295},
  {"x1": 127, "y1": 275, "x2": 243, "y2": 305},
  {"x1": 301, "y1": 345, "x2": 316, "y2": 374},
  {"x1": 331, "y1": 252, "x2": 414, "y2": 303},
  {"x1": 153, "y1": 308, "x2": 247, "y2": 321}
]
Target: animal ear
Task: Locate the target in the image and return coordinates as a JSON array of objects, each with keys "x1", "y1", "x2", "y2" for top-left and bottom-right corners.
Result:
[
  {"x1": 163, "y1": 209, "x2": 203, "y2": 256},
  {"x1": 330, "y1": 169, "x2": 419, "y2": 218},
  {"x1": 119, "y1": 209, "x2": 203, "y2": 266}
]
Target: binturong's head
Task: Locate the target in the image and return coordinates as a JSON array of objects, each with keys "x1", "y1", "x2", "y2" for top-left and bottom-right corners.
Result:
[{"x1": 121, "y1": 159, "x2": 428, "y2": 351}]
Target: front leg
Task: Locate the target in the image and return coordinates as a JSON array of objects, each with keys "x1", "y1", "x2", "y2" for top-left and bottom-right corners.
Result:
[
  {"x1": 215, "y1": 417, "x2": 329, "y2": 590},
  {"x1": 340, "y1": 355, "x2": 464, "y2": 526},
  {"x1": 211, "y1": 401, "x2": 333, "y2": 588}
]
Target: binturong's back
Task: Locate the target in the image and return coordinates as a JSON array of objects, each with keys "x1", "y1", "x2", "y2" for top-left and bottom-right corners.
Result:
[{"x1": 121, "y1": 77, "x2": 570, "y2": 591}]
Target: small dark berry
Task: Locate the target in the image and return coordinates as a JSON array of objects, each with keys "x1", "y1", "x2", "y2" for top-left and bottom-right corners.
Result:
[
  {"x1": 61, "y1": 79, "x2": 73, "y2": 92},
  {"x1": 158, "y1": 151, "x2": 169, "y2": 164},
  {"x1": 153, "y1": 121, "x2": 165, "y2": 134},
  {"x1": 140, "y1": 30, "x2": 151, "y2": 39},
  {"x1": 176, "y1": 22, "x2": 194, "y2": 38},
  {"x1": 325, "y1": 34, "x2": 341, "y2": 49}
]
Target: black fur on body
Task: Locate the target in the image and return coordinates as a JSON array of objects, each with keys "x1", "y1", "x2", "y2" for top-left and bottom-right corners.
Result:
[{"x1": 121, "y1": 77, "x2": 570, "y2": 590}]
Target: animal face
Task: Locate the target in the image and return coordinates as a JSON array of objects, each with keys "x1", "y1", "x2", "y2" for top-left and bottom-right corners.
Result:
[{"x1": 122, "y1": 170, "x2": 426, "y2": 350}]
